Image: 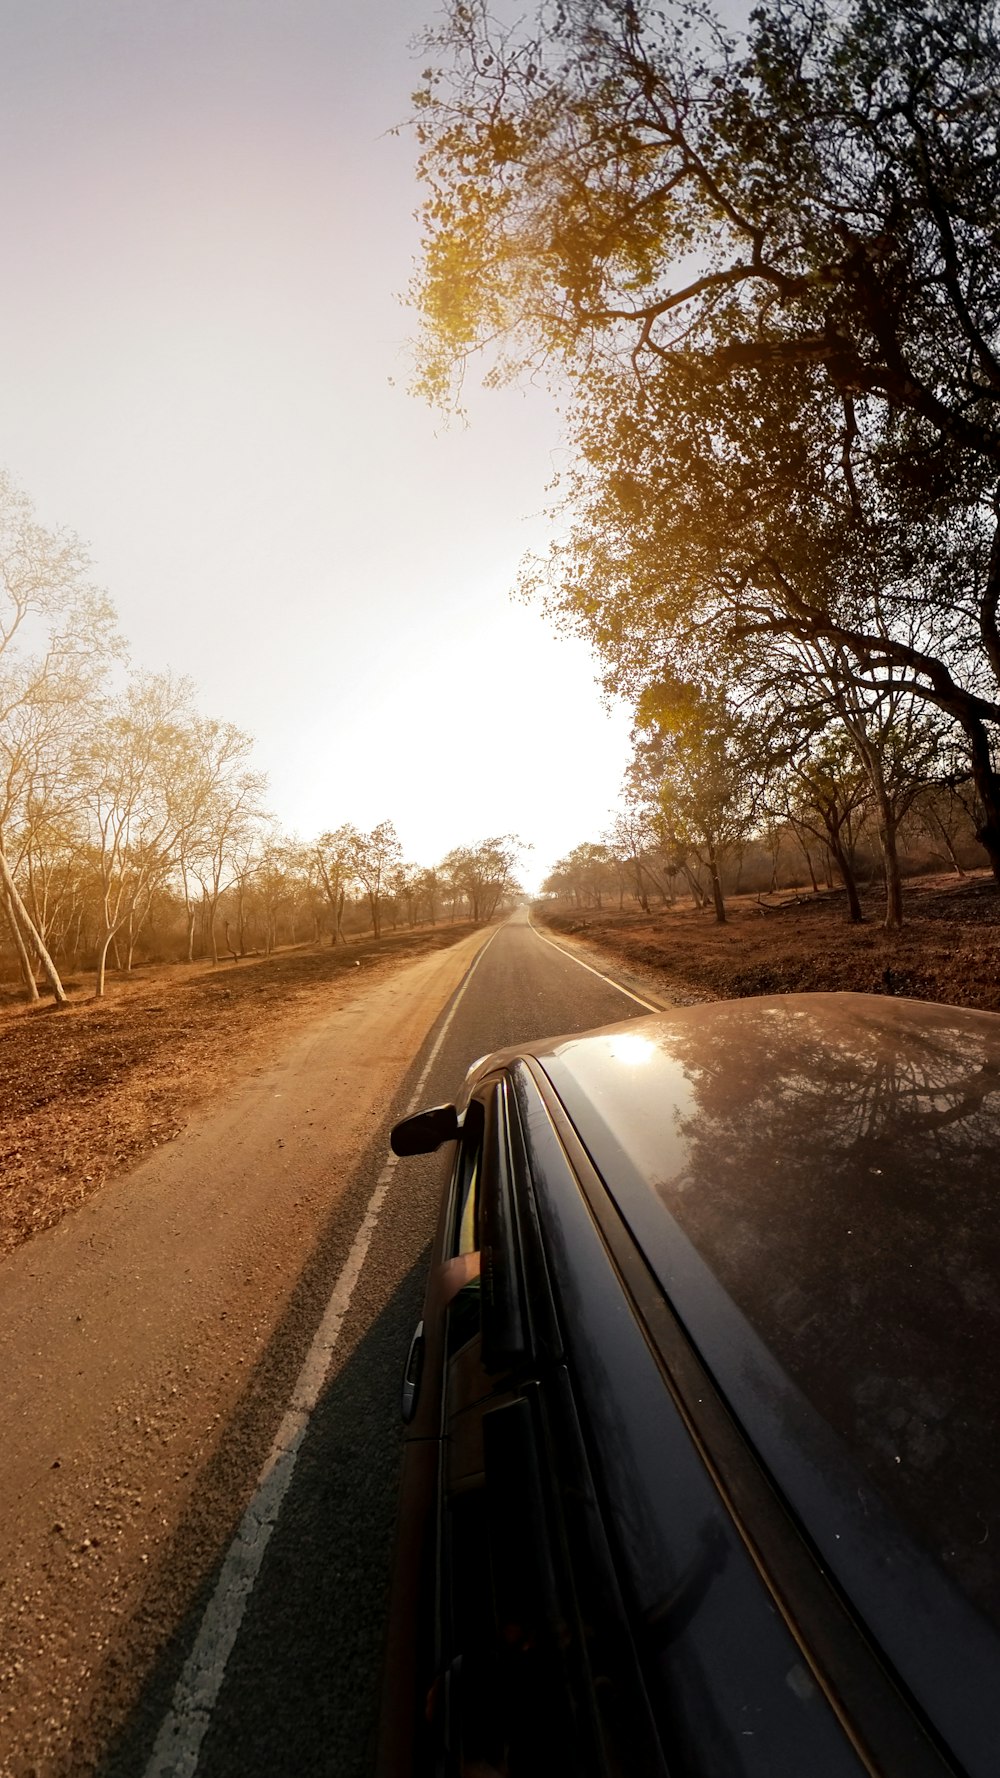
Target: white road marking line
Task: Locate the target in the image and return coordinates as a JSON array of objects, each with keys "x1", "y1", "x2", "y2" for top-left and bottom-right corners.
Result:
[
  {"x1": 526, "y1": 912, "x2": 665, "y2": 1012},
  {"x1": 142, "y1": 925, "x2": 501, "y2": 1778}
]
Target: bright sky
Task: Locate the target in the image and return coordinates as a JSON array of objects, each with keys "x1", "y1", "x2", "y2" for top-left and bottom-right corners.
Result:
[{"x1": 0, "y1": 0, "x2": 634, "y2": 894}]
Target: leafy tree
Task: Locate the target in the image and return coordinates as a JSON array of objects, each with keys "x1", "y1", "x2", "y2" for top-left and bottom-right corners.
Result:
[
  {"x1": 351, "y1": 821, "x2": 403, "y2": 939},
  {"x1": 771, "y1": 729, "x2": 872, "y2": 922},
  {"x1": 913, "y1": 770, "x2": 982, "y2": 877},
  {"x1": 412, "y1": 0, "x2": 1000, "y2": 874},
  {"x1": 822, "y1": 666, "x2": 947, "y2": 927},
  {"x1": 414, "y1": 865, "x2": 441, "y2": 925},
  {"x1": 634, "y1": 677, "x2": 759, "y2": 923},
  {"x1": 542, "y1": 841, "x2": 615, "y2": 908},
  {"x1": 441, "y1": 836, "x2": 525, "y2": 921},
  {"x1": 314, "y1": 823, "x2": 359, "y2": 945},
  {"x1": 602, "y1": 802, "x2": 663, "y2": 912}
]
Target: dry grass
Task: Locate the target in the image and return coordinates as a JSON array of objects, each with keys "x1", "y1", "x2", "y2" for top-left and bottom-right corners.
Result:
[{"x1": 539, "y1": 870, "x2": 1000, "y2": 1010}]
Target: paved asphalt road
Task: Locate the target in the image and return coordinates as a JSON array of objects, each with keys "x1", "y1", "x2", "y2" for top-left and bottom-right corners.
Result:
[{"x1": 37, "y1": 911, "x2": 652, "y2": 1778}]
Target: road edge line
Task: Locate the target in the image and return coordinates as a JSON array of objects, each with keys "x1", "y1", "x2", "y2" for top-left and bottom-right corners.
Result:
[
  {"x1": 141, "y1": 922, "x2": 502, "y2": 1778},
  {"x1": 526, "y1": 911, "x2": 665, "y2": 1013}
]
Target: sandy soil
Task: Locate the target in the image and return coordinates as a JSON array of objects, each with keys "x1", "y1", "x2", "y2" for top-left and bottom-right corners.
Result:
[
  {"x1": 537, "y1": 870, "x2": 1000, "y2": 1011},
  {"x1": 0, "y1": 924, "x2": 479, "y2": 1258}
]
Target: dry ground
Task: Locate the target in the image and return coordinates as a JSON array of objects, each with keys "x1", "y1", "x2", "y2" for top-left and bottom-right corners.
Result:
[
  {"x1": 0, "y1": 923, "x2": 478, "y2": 1257},
  {"x1": 538, "y1": 869, "x2": 1000, "y2": 1011}
]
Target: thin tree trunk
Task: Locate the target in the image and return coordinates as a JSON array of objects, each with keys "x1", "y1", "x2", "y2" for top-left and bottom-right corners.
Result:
[
  {"x1": 707, "y1": 843, "x2": 727, "y2": 925},
  {"x1": 69, "y1": 903, "x2": 85, "y2": 970},
  {"x1": 792, "y1": 825, "x2": 821, "y2": 892},
  {"x1": 645, "y1": 863, "x2": 671, "y2": 906},
  {"x1": 853, "y1": 731, "x2": 904, "y2": 931},
  {"x1": 96, "y1": 931, "x2": 115, "y2": 998},
  {"x1": 826, "y1": 829, "x2": 864, "y2": 923},
  {"x1": 927, "y1": 807, "x2": 966, "y2": 875},
  {"x1": 1, "y1": 884, "x2": 40, "y2": 1001},
  {"x1": 631, "y1": 859, "x2": 650, "y2": 912},
  {"x1": 680, "y1": 862, "x2": 708, "y2": 909},
  {"x1": 878, "y1": 805, "x2": 904, "y2": 931},
  {"x1": 965, "y1": 711, "x2": 1000, "y2": 881},
  {"x1": 0, "y1": 846, "x2": 67, "y2": 1003},
  {"x1": 205, "y1": 892, "x2": 220, "y2": 964}
]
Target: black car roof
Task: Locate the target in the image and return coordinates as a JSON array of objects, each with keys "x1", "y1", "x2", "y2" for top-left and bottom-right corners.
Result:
[{"x1": 479, "y1": 992, "x2": 1000, "y2": 1772}]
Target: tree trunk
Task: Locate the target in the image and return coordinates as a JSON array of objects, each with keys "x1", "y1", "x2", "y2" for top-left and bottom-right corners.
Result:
[
  {"x1": 69, "y1": 903, "x2": 85, "y2": 970},
  {"x1": 631, "y1": 858, "x2": 650, "y2": 912},
  {"x1": 878, "y1": 805, "x2": 904, "y2": 931},
  {"x1": 853, "y1": 730, "x2": 904, "y2": 931},
  {"x1": 96, "y1": 930, "x2": 114, "y2": 998},
  {"x1": 207, "y1": 895, "x2": 220, "y2": 965},
  {"x1": 1, "y1": 884, "x2": 40, "y2": 1001},
  {"x1": 796, "y1": 830, "x2": 820, "y2": 893},
  {"x1": 680, "y1": 862, "x2": 708, "y2": 909},
  {"x1": 927, "y1": 807, "x2": 965, "y2": 875},
  {"x1": 645, "y1": 864, "x2": 671, "y2": 906},
  {"x1": 707, "y1": 843, "x2": 727, "y2": 925},
  {"x1": 825, "y1": 827, "x2": 863, "y2": 923},
  {"x1": 0, "y1": 846, "x2": 67, "y2": 1003},
  {"x1": 965, "y1": 713, "x2": 1000, "y2": 881}
]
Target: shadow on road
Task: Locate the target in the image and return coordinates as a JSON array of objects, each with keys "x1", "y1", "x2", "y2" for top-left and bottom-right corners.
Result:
[
  {"x1": 192, "y1": 1252, "x2": 428, "y2": 1778},
  {"x1": 87, "y1": 1221, "x2": 434, "y2": 1778},
  {"x1": 63, "y1": 961, "x2": 465, "y2": 1778}
]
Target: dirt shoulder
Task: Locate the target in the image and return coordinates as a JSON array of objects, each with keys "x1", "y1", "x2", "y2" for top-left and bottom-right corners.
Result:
[
  {"x1": 536, "y1": 871, "x2": 1000, "y2": 1012},
  {"x1": 0, "y1": 923, "x2": 481, "y2": 1257}
]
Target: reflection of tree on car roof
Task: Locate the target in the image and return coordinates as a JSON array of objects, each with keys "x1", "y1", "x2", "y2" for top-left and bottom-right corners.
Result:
[{"x1": 545, "y1": 995, "x2": 1000, "y2": 1633}]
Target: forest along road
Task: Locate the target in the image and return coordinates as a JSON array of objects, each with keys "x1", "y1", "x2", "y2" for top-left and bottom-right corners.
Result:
[{"x1": 0, "y1": 909, "x2": 664, "y2": 1778}]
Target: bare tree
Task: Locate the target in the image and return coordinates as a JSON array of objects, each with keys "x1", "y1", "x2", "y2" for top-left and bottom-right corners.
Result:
[
  {"x1": 83, "y1": 675, "x2": 195, "y2": 996},
  {"x1": 0, "y1": 472, "x2": 117, "y2": 1002},
  {"x1": 172, "y1": 717, "x2": 264, "y2": 962}
]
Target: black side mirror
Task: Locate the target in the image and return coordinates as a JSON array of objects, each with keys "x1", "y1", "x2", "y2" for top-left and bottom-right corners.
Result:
[{"x1": 390, "y1": 1103, "x2": 460, "y2": 1156}]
